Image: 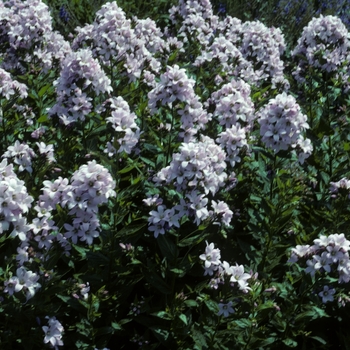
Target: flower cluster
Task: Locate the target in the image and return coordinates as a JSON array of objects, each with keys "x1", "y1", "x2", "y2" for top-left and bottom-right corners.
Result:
[
  {"x1": 42, "y1": 316, "x2": 64, "y2": 349},
  {"x1": 156, "y1": 135, "x2": 227, "y2": 195},
  {"x1": 2, "y1": 140, "x2": 36, "y2": 173},
  {"x1": 194, "y1": 35, "x2": 257, "y2": 85},
  {"x1": 237, "y1": 21, "x2": 288, "y2": 88},
  {"x1": 148, "y1": 64, "x2": 194, "y2": 108},
  {"x1": 0, "y1": 158, "x2": 34, "y2": 239},
  {"x1": 292, "y1": 15, "x2": 350, "y2": 83},
  {"x1": 37, "y1": 160, "x2": 116, "y2": 246},
  {"x1": 289, "y1": 233, "x2": 350, "y2": 284},
  {"x1": 210, "y1": 79, "x2": 255, "y2": 129},
  {"x1": 257, "y1": 92, "x2": 311, "y2": 159},
  {"x1": 147, "y1": 204, "x2": 183, "y2": 238},
  {"x1": 102, "y1": 96, "x2": 140, "y2": 155},
  {"x1": 199, "y1": 241, "x2": 252, "y2": 293},
  {"x1": 4, "y1": 266, "x2": 41, "y2": 300},
  {"x1": 172, "y1": 0, "x2": 217, "y2": 47},
  {"x1": 148, "y1": 64, "x2": 210, "y2": 140},
  {"x1": 203, "y1": 16, "x2": 288, "y2": 87},
  {"x1": 72, "y1": 2, "x2": 161, "y2": 82},
  {"x1": 49, "y1": 49, "x2": 112, "y2": 125},
  {"x1": 0, "y1": 68, "x2": 27, "y2": 100},
  {"x1": 0, "y1": 0, "x2": 70, "y2": 73}
]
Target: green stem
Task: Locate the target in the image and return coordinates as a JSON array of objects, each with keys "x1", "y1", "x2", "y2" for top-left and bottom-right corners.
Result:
[{"x1": 166, "y1": 107, "x2": 175, "y2": 166}]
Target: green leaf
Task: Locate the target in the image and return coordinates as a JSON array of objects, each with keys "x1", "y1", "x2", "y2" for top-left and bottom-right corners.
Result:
[
  {"x1": 111, "y1": 322, "x2": 122, "y2": 330},
  {"x1": 157, "y1": 234, "x2": 178, "y2": 261},
  {"x1": 38, "y1": 84, "x2": 51, "y2": 97},
  {"x1": 151, "y1": 311, "x2": 173, "y2": 320},
  {"x1": 115, "y1": 222, "x2": 146, "y2": 238},
  {"x1": 295, "y1": 306, "x2": 329, "y2": 323},
  {"x1": 72, "y1": 244, "x2": 89, "y2": 259},
  {"x1": 37, "y1": 114, "x2": 48, "y2": 122},
  {"x1": 144, "y1": 270, "x2": 172, "y2": 294},
  {"x1": 282, "y1": 338, "x2": 298, "y2": 347},
  {"x1": 179, "y1": 314, "x2": 188, "y2": 325},
  {"x1": 179, "y1": 232, "x2": 210, "y2": 247},
  {"x1": 86, "y1": 251, "x2": 109, "y2": 267},
  {"x1": 204, "y1": 299, "x2": 219, "y2": 314},
  {"x1": 184, "y1": 300, "x2": 198, "y2": 307},
  {"x1": 191, "y1": 324, "x2": 208, "y2": 350},
  {"x1": 310, "y1": 336, "x2": 327, "y2": 345}
]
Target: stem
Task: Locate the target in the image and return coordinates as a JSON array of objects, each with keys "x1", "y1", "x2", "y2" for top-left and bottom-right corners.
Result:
[
  {"x1": 166, "y1": 107, "x2": 175, "y2": 166},
  {"x1": 1, "y1": 110, "x2": 6, "y2": 150},
  {"x1": 261, "y1": 154, "x2": 277, "y2": 272}
]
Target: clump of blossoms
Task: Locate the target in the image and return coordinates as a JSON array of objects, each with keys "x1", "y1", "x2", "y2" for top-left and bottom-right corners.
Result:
[
  {"x1": 257, "y1": 92, "x2": 312, "y2": 162},
  {"x1": 2, "y1": 140, "x2": 36, "y2": 173},
  {"x1": 72, "y1": 1, "x2": 161, "y2": 82},
  {"x1": 102, "y1": 96, "x2": 140, "y2": 155},
  {"x1": 194, "y1": 35, "x2": 258, "y2": 85},
  {"x1": 148, "y1": 64, "x2": 210, "y2": 140},
  {"x1": 42, "y1": 316, "x2": 64, "y2": 349},
  {"x1": 37, "y1": 160, "x2": 116, "y2": 247},
  {"x1": 292, "y1": 15, "x2": 350, "y2": 83},
  {"x1": 237, "y1": 21, "x2": 288, "y2": 88},
  {"x1": 0, "y1": 68, "x2": 27, "y2": 100},
  {"x1": 150, "y1": 136, "x2": 233, "y2": 228},
  {"x1": 199, "y1": 241, "x2": 253, "y2": 316},
  {"x1": 0, "y1": 0, "x2": 71, "y2": 73},
  {"x1": 155, "y1": 135, "x2": 227, "y2": 196},
  {"x1": 209, "y1": 79, "x2": 255, "y2": 129},
  {"x1": 289, "y1": 233, "x2": 350, "y2": 285},
  {"x1": 0, "y1": 158, "x2": 33, "y2": 239},
  {"x1": 208, "y1": 79, "x2": 253, "y2": 167},
  {"x1": 48, "y1": 48, "x2": 112, "y2": 125},
  {"x1": 170, "y1": 0, "x2": 217, "y2": 48}
]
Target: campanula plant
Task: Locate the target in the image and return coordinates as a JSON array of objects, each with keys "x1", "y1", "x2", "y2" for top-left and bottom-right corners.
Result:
[{"x1": 1, "y1": 0, "x2": 350, "y2": 349}]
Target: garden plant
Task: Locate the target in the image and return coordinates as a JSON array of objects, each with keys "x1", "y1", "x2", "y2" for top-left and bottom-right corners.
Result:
[{"x1": 1, "y1": 0, "x2": 350, "y2": 349}]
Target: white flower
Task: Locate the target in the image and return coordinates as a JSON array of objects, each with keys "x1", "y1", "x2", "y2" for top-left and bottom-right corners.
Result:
[{"x1": 199, "y1": 241, "x2": 221, "y2": 269}]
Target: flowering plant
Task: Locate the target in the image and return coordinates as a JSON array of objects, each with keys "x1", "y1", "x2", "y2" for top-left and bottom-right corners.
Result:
[{"x1": 1, "y1": 0, "x2": 350, "y2": 349}]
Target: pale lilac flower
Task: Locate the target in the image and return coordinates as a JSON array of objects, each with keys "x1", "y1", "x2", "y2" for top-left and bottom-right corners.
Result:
[
  {"x1": 36, "y1": 142, "x2": 56, "y2": 163},
  {"x1": 313, "y1": 252, "x2": 332, "y2": 273},
  {"x1": 4, "y1": 276, "x2": 20, "y2": 295},
  {"x1": 199, "y1": 241, "x2": 221, "y2": 269},
  {"x1": 319, "y1": 285, "x2": 336, "y2": 303},
  {"x1": 31, "y1": 126, "x2": 47, "y2": 139},
  {"x1": 15, "y1": 266, "x2": 41, "y2": 300},
  {"x1": 330, "y1": 178, "x2": 350, "y2": 197},
  {"x1": 230, "y1": 264, "x2": 252, "y2": 292},
  {"x1": 42, "y1": 316, "x2": 64, "y2": 348},
  {"x1": 16, "y1": 246, "x2": 29, "y2": 265},
  {"x1": 210, "y1": 200, "x2": 233, "y2": 226},
  {"x1": 80, "y1": 282, "x2": 90, "y2": 300},
  {"x1": 217, "y1": 301, "x2": 234, "y2": 317}
]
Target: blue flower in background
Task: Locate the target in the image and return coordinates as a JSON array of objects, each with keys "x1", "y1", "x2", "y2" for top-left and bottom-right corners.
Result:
[
  {"x1": 218, "y1": 2, "x2": 227, "y2": 15},
  {"x1": 59, "y1": 5, "x2": 70, "y2": 23}
]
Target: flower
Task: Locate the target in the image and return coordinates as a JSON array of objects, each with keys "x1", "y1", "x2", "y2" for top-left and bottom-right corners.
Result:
[
  {"x1": 217, "y1": 301, "x2": 235, "y2": 317},
  {"x1": 42, "y1": 316, "x2": 64, "y2": 348},
  {"x1": 318, "y1": 285, "x2": 336, "y2": 303},
  {"x1": 199, "y1": 241, "x2": 221, "y2": 269}
]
